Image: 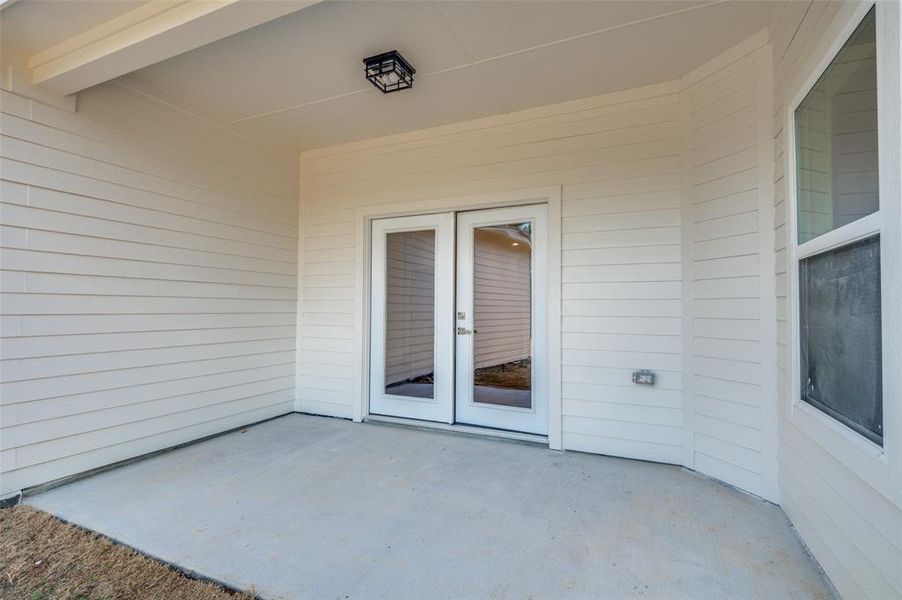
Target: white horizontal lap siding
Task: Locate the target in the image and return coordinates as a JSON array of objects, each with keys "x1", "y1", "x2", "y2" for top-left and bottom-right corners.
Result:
[
  {"x1": 0, "y1": 81, "x2": 299, "y2": 496},
  {"x1": 384, "y1": 230, "x2": 435, "y2": 384},
  {"x1": 771, "y1": 1, "x2": 902, "y2": 598},
  {"x1": 296, "y1": 206, "x2": 356, "y2": 416},
  {"x1": 473, "y1": 232, "x2": 531, "y2": 369},
  {"x1": 683, "y1": 41, "x2": 772, "y2": 498},
  {"x1": 299, "y1": 82, "x2": 685, "y2": 462}
]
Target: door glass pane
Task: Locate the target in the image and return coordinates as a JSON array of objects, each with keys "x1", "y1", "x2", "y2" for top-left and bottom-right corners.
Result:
[
  {"x1": 794, "y1": 7, "x2": 878, "y2": 244},
  {"x1": 799, "y1": 235, "x2": 882, "y2": 444},
  {"x1": 384, "y1": 230, "x2": 435, "y2": 399},
  {"x1": 472, "y1": 223, "x2": 532, "y2": 408}
]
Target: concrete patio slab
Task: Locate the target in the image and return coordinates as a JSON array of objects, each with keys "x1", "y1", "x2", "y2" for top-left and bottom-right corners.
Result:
[{"x1": 26, "y1": 414, "x2": 833, "y2": 599}]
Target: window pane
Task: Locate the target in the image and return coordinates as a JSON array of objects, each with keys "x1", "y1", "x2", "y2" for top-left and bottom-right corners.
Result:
[
  {"x1": 384, "y1": 230, "x2": 435, "y2": 399},
  {"x1": 795, "y1": 7, "x2": 878, "y2": 244},
  {"x1": 799, "y1": 236, "x2": 882, "y2": 444},
  {"x1": 472, "y1": 223, "x2": 532, "y2": 409}
]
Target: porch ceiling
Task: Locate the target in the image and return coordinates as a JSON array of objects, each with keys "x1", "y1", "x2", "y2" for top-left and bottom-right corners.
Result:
[
  {"x1": 1, "y1": 0, "x2": 775, "y2": 152},
  {"x1": 27, "y1": 414, "x2": 832, "y2": 599},
  {"x1": 0, "y1": 0, "x2": 150, "y2": 56}
]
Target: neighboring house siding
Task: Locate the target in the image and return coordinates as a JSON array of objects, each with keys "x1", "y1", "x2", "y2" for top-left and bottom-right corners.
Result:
[
  {"x1": 796, "y1": 81, "x2": 834, "y2": 241},
  {"x1": 680, "y1": 37, "x2": 778, "y2": 500},
  {"x1": 384, "y1": 230, "x2": 435, "y2": 384},
  {"x1": 795, "y1": 32, "x2": 878, "y2": 241},
  {"x1": 829, "y1": 37, "x2": 879, "y2": 228},
  {"x1": 382, "y1": 228, "x2": 531, "y2": 386},
  {"x1": 473, "y1": 231, "x2": 531, "y2": 370},
  {"x1": 0, "y1": 83, "x2": 299, "y2": 496},
  {"x1": 771, "y1": 1, "x2": 902, "y2": 598},
  {"x1": 298, "y1": 81, "x2": 686, "y2": 463}
]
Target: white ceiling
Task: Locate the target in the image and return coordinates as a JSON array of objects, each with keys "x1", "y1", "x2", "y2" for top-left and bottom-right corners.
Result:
[{"x1": 2, "y1": 0, "x2": 775, "y2": 153}]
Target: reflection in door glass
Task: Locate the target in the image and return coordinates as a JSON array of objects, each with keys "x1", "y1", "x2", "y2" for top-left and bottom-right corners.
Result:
[
  {"x1": 384, "y1": 230, "x2": 436, "y2": 399},
  {"x1": 472, "y1": 223, "x2": 532, "y2": 408}
]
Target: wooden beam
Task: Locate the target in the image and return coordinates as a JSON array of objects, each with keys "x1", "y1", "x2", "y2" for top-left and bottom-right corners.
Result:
[{"x1": 29, "y1": 0, "x2": 319, "y2": 96}]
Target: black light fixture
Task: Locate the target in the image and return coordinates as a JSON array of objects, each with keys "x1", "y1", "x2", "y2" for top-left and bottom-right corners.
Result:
[{"x1": 363, "y1": 50, "x2": 415, "y2": 93}]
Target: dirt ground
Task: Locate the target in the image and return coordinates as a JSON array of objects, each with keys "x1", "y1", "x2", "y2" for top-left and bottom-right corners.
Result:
[
  {"x1": 0, "y1": 504, "x2": 253, "y2": 600},
  {"x1": 409, "y1": 359, "x2": 531, "y2": 390},
  {"x1": 474, "y1": 359, "x2": 531, "y2": 390},
  {"x1": 410, "y1": 358, "x2": 532, "y2": 390}
]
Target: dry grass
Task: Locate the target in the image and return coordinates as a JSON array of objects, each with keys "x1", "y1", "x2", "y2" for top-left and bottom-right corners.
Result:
[{"x1": 0, "y1": 504, "x2": 254, "y2": 600}]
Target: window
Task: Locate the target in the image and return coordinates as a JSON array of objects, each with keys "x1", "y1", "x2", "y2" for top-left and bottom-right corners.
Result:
[
  {"x1": 793, "y1": 6, "x2": 883, "y2": 445},
  {"x1": 799, "y1": 237, "x2": 882, "y2": 442}
]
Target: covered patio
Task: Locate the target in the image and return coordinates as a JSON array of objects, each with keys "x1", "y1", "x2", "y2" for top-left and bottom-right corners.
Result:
[
  {"x1": 27, "y1": 414, "x2": 831, "y2": 599},
  {"x1": 2, "y1": 0, "x2": 901, "y2": 597}
]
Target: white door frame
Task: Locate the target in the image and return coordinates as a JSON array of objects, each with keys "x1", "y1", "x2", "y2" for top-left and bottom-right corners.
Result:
[
  {"x1": 352, "y1": 186, "x2": 563, "y2": 449},
  {"x1": 455, "y1": 205, "x2": 549, "y2": 435},
  {"x1": 369, "y1": 213, "x2": 455, "y2": 423}
]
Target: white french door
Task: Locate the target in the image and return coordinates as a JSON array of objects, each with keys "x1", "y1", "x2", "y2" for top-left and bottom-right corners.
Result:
[
  {"x1": 369, "y1": 205, "x2": 548, "y2": 435},
  {"x1": 369, "y1": 214, "x2": 455, "y2": 423},
  {"x1": 455, "y1": 205, "x2": 548, "y2": 434}
]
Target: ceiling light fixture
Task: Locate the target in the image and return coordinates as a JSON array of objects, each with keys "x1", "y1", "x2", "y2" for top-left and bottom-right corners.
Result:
[{"x1": 363, "y1": 50, "x2": 415, "y2": 93}]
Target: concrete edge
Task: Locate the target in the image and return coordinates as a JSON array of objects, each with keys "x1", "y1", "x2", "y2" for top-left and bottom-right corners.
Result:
[
  {"x1": 13, "y1": 505, "x2": 263, "y2": 600},
  {"x1": 13, "y1": 411, "x2": 297, "y2": 503},
  {"x1": 786, "y1": 519, "x2": 842, "y2": 599},
  {"x1": 363, "y1": 414, "x2": 550, "y2": 446},
  {"x1": 677, "y1": 464, "x2": 780, "y2": 507}
]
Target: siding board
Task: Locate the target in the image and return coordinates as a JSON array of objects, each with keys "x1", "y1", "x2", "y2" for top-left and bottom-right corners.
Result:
[
  {"x1": 682, "y1": 37, "x2": 774, "y2": 497},
  {"x1": 0, "y1": 81, "x2": 298, "y2": 496}
]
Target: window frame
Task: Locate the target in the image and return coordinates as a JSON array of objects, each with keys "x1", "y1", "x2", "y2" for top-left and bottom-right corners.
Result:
[
  {"x1": 786, "y1": 0, "x2": 897, "y2": 475},
  {"x1": 797, "y1": 234, "x2": 883, "y2": 444}
]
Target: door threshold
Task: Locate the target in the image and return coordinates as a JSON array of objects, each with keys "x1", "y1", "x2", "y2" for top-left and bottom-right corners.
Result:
[{"x1": 364, "y1": 414, "x2": 548, "y2": 445}]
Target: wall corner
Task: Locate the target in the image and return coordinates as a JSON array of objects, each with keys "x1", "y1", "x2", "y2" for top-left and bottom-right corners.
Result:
[
  {"x1": 294, "y1": 153, "x2": 307, "y2": 414},
  {"x1": 678, "y1": 81, "x2": 696, "y2": 471},
  {"x1": 1, "y1": 46, "x2": 76, "y2": 112},
  {"x1": 755, "y1": 41, "x2": 780, "y2": 504}
]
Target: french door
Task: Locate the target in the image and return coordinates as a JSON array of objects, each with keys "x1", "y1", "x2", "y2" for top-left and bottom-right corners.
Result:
[
  {"x1": 369, "y1": 205, "x2": 547, "y2": 435},
  {"x1": 369, "y1": 214, "x2": 455, "y2": 423},
  {"x1": 455, "y1": 205, "x2": 547, "y2": 434}
]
